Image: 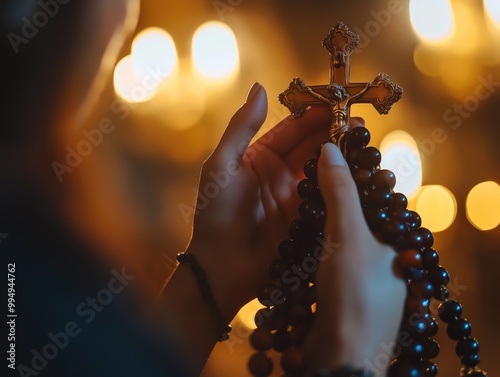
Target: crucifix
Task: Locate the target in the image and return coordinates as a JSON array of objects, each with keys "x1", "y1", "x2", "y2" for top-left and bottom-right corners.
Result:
[{"x1": 278, "y1": 22, "x2": 403, "y2": 146}]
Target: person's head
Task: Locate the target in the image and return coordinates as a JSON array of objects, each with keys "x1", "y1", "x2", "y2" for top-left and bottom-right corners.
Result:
[{"x1": 1, "y1": 0, "x2": 140, "y2": 150}]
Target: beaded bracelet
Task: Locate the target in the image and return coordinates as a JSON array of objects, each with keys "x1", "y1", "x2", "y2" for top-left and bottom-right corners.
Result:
[
  {"x1": 176, "y1": 252, "x2": 232, "y2": 341},
  {"x1": 314, "y1": 365, "x2": 374, "y2": 377}
]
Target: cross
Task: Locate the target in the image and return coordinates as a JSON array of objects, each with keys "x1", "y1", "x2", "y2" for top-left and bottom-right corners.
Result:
[{"x1": 278, "y1": 22, "x2": 403, "y2": 144}]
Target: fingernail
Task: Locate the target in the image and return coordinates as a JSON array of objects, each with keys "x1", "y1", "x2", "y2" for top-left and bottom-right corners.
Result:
[
  {"x1": 321, "y1": 143, "x2": 347, "y2": 167},
  {"x1": 246, "y1": 82, "x2": 261, "y2": 102}
]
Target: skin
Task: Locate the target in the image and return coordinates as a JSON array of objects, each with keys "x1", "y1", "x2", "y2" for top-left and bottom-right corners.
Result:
[{"x1": 4, "y1": 1, "x2": 407, "y2": 376}]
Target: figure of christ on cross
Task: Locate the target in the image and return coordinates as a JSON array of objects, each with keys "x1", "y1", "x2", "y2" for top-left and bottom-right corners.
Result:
[{"x1": 303, "y1": 82, "x2": 372, "y2": 142}]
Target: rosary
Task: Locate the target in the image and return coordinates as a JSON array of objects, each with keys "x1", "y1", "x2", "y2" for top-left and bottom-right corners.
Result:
[{"x1": 246, "y1": 22, "x2": 489, "y2": 377}]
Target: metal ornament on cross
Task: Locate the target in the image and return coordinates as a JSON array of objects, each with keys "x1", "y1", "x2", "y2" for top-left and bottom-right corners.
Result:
[{"x1": 278, "y1": 22, "x2": 403, "y2": 147}]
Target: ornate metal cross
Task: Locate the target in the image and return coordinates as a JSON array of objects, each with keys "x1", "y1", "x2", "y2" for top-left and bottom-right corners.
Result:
[{"x1": 279, "y1": 22, "x2": 403, "y2": 145}]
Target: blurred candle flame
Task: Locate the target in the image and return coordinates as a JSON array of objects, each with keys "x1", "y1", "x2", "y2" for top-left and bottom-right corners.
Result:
[{"x1": 410, "y1": 0, "x2": 455, "y2": 42}]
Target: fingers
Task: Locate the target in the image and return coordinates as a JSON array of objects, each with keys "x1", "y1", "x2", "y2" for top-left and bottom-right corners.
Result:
[
  {"x1": 214, "y1": 82, "x2": 268, "y2": 161},
  {"x1": 318, "y1": 143, "x2": 368, "y2": 245}
]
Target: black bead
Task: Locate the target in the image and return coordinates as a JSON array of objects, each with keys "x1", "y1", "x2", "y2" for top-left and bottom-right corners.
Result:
[
  {"x1": 372, "y1": 169, "x2": 396, "y2": 189},
  {"x1": 363, "y1": 208, "x2": 388, "y2": 231},
  {"x1": 428, "y1": 265, "x2": 450, "y2": 287},
  {"x1": 279, "y1": 239, "x2": 297, "y2": 259},
  {"x1": 406, "y1": 230, "x2": 425, "y2": 249},
  {"x1": 269, "y1": 259, "x2": 291, "y2": 280},
  {"x1": 382, "y1": 219, "x2": 407, "y2": 241},
  {"x1": 409, "y1": 279, "x2": 434, "y2": 299},
  {"x1": 358, "y1": 146, "x2": 382, "y2": 169},
  {"x1": 423, "y1": 337, "x2": 440, "y2": 359},
  {"x1": 389, "y1": 208, "x2": 412, "y2": 222},
  {"x1": 438, "y1": 300, "x2": 462, "y2": 323},
  {"x1": 420, "y1": 248, "x2": 439, "y2": 270},
  {"x1": 461, "y1": 353, "x2": 480, "y2": 367},
  {"x1": 422, "y1": 360, "x2": 438, "y2": 377},
  {"x1": 388, "y1": 359, "x2": 421, "y2": 377},
  {"x1": 346, "y1": 147, "x2": 362, "y2": 165},
  {"x1": 348, "y1": 126, "x2": 371, "y2": 147},
  {"x1": 408, "y1": 211, "x2": 422, "y2": 229},
  {"x1": 367, "y1": 188, "x2": 392, "y2": 206},
  {"x1": 297, "y1": 179, "x2": 320, "y2": 199},
  {"x1": 401, "y1": 341, "x2": 424, "y2": 358},
  {"x1": 418, "y1": 228, "x2": 434, "y2": 248},
  {"x1": 273, "y1": 329, "x2": 292, "y2": 352},
  {"x1": 433, "y1": 285, "x2": 449, "y2": 301},
  {"x1": 424, "y1": 318, "x2": 439, "y2": 338},
  {"x1": 250, "y1": 327, "x2": 274, "y2": 351},
  {"x1": 447, "y1": 318, "x2": 472, "y2": 340},
  {"x1": 391, "y1": 192, "x2": 409, "y2": 209},
  {"x1": 299, "y1": 199, "x2": 326, "y2": 226},
  {"x1": 304, "y1": 159, "x2": 318, "y2": 182},
  {"x1": 248, "y1": 351, "x2": 273, "y2": 376},
  {"x1": 257, "y1": 282, "x2": 282, "y2": 306},
  {"x1": 352, "y1": 168, "x2": 373, "y2": 187},
  {"x1": 456, "y1": 337, "x2": 479, "y2": 357},
  {"x1": 289, "y1": 219, "x2": 305, "y2": 240}
]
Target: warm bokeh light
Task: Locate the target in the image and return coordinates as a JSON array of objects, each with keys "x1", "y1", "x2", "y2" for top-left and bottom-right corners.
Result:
[
  {"x1": 113, "y1": 55, "x2": 156, "y2": 103},
  {"x1": 410, "y1": 0, "x2": 455, "y2": 42},
  {"x1": 236, "y1": 298, "x2": 264, "y2": 330},
  {"x1": 485, "y1": 0, "x2": 500, "y2": 27},
  {"x1": 466, "y1": 181, "x2": 500, "y2": 231},
  {"x1": 192, "y1": 21, "x2": 240, "y2": 80},
  {"x1": 131, "y1": 27, "x2": 178, "y2": 80},
  {"x1": 415, "y1": 185, "x2": 457, "y2": 232},
  {"x1": 379, "y1": 131, "x2": 422, "y2": 199}
]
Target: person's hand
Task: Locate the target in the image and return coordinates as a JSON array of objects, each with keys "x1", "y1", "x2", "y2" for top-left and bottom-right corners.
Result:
[
  {"x1": 186, "y1": 82, "x2": 332, "y2": 318},
  {"x1": 303, "y1": 139, "x2": 407, "y2": 375}
]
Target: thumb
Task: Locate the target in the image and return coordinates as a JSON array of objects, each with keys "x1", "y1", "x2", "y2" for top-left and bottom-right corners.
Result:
[
  {"x1": 214, "y1": 82, "x2": 268, "y2": 161},
  {"x1": 318, "y1": 143, "x2": 367, "y2": 244}
]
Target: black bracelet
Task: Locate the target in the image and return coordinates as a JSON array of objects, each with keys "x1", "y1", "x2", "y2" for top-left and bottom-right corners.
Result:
[
  {"x1": 176, "y1": 252, "x2": 232, "y2": 341},
  {"x1": 314, "y1": 365, "x2": 374, "y2": 377}
]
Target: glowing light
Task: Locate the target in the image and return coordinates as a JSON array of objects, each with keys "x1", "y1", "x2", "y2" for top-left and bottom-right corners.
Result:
[
  {"x1": 485, "y1": 0, "x2": 500, "y2": 26},
  {"x1": 192, "y1": 21, "x2": 239, "y2": 80},
  {"x1": 113, "y1": 55, "x2": 156, "y2": 103},
  {"x1": 236, "y1": 298, "x2": 264, "y2": 330},
  {"x1": 379, "y1": 131, "x2": 422, "y2": 199},
  {"x1": 466, "y1": 181, "x2": 500, "y2": 231},
  {"x1": 131, "y1": 27, "x2": 178, "y2": 80},
  {"x1": 410, "y1": 0, "x2": 455, "y2": 42},
  {"x1": 415, "y1": 185, "x2": 457, "y2": 232}
]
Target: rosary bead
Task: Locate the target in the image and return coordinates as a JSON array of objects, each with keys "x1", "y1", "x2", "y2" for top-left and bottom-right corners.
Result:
[
  {"x1": 298, "y1": 179, "x2": 320, "y2": 199},
  {"x1": 269, "y1": 259, "x2": 291, "y2": 280},
  {"x1": 348, "y1": 126, "x2": 371, "y2": 147},
  {"x1": 389, "y1": 208, "x2": 412, "y2": 222},
  {"x1": 382, "y1": 219, "x2": 408, "y2": 242},
  {"x1": 447, "y1": 318, "x2": 471, "y2": 340},
  {"x1": 257, "y1": 282, "x2": 283, "y2": 306},
  {"x1": 409, "y1": 279, "x2": 434, "y2": 299},
  {"x1": 433, "y1": 285, "x2": 449, "y2": 301},
  {"x1": 397, "y1": 249, "x2": 423, "y2": 271},
  {"x1": 391, "y1": 192, "x2": 409, "y2": 209},
  {"x1": 248, "y1": 352, "x2": 273, "y2": 377},
  {"x1": 299, "y1": 199, "x2": 326, "y2": 226},
  {"x1": 401, "y1": 342, "x2": 424, "y2": 359},
  {"x1": 418, "y1": 228, "x2": 434, "y2": 248},
  {"x1": 288, "y1": 303, "x2": 311, "y2": 327},
  {"x1": 279, "y1": 239, "x2": 298, "y2": 259},
  {"x1": 280, "y1": 347, "x2": 305, "y2": 373},
  {"x1": 358, "y1": 146, "x2": 382, "y2": 169},
  {"x1": 304, "y1": 159, "x2": 319, "y2": 182},
  {"x1": 372, "y1": 169, "x2": 397, "y2": 189},
  {"x1": 422, "y1": 337, "x2": 440, "y2": 359},
  {"x1": 364, "y1": 208, "x2": 388, "y2": 230},
  {"x1": 352, "y1": 168, "x2": 373, "y2": 187},
  {"x1": 422, "y1": 360, "x2": 438, "y2": 377},
  {"x1": 250, "y1": 327, "x2": 274, "y2": 351},
  {"x1": 406, "y1": 230, "x2": 425, "y2": 250},
  {"x1": 402, "y1": 315, "x2": 427, "y2": 338},
  {"x1": 427, "y1": 265, "x2": 450, "y2": 287},
  {"x1": 405, "y1": 296, "x2": 429, "y2": 314},
  {"x1": 367, "y1": 188, "x2": 392, "y2": 207},
  {"x1": 346, "y1": 147, "x2": 362, "y2": 165},
  {"x1": 388, "y1": 359, "x2": 421, "y2": 377},
  {"x1": 273, "y1": 329, "x2": 292, "y2": 352},
  {"x1": 456, "y1": 338, "x2": 479, "y2": 357},
  {"x1": 408, "y1": 211, "x2": 422, "y2": 229},
  {"x1": 420, "y1": 248, "x2": 439, "y2": 270},
  {"x1": 438, "y1": 300, "x2": 462, "y2": 323},
  {"x1": 461, "y1": 353, "x2": 480, "y2": 367},
  {"x1": 289, "y1": 219, "x2": 305, "y2": 240}
]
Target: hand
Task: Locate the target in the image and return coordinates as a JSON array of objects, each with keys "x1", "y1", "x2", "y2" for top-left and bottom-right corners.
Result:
[
  {"x1": 303, "y1": 135, "x2": 406, "y2": 375},
  {"x1": 186, "y1": 82, "x2": 332, "y2": 318}
]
